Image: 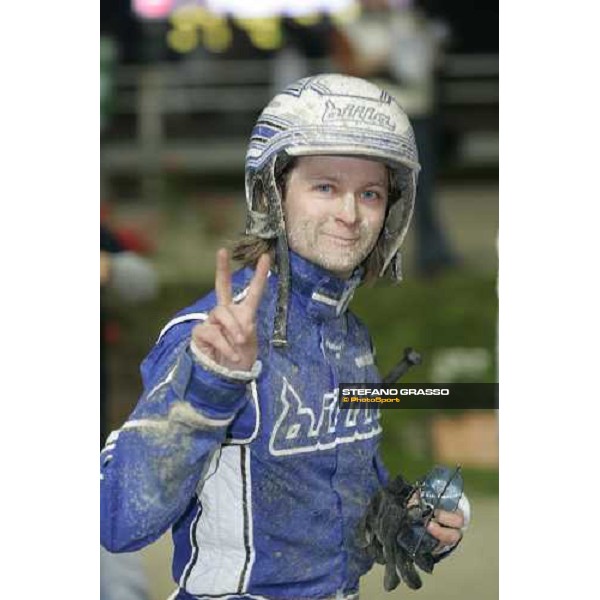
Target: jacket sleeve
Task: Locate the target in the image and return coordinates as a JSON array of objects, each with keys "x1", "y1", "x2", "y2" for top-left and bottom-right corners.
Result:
[
  {"x1": 368, "y1": 330, "x2": 389, "y2": 489},
  {"x1": 100, "y1": 319, "x2": 252, "y2": 552},
  {"x1": 373, "y1": 449, "x2": 390, "y2": 487}
]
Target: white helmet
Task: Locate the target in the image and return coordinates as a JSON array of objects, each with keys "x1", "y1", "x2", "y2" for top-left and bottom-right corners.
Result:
[{"x1": 244, "y1": 74, "x2": 420, "y2": 345}]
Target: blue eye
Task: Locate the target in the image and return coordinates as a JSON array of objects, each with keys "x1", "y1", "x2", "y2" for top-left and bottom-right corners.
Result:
[
  {"x1": 315, "y1": 184, "x2": 333, "y2": 194},
  {"x1": 361, "y1": 190, "x2": 381, "y2": 202}
]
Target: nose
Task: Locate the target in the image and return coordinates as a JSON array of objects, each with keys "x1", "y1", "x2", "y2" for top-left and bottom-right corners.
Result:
[{"x1": 335, "y1": 193, "x2": 358, "y2": 226}]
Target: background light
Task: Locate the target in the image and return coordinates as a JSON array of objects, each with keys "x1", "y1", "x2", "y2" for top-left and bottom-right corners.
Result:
[{"x1": 133, "y1": 0, "x2": 175, "y2": 20}]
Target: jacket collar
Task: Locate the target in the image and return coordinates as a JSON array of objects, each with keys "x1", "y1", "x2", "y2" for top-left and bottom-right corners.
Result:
[{"x1": 287, "y1": 251, "x2": 363, "y2": 321}]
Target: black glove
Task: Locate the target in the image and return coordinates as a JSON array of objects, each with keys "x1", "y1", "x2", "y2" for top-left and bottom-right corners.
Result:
[
  {"x1": 358, "y1": 474, "x2": 432, "y2": 590},
  {"x1": 358, "y1": 466, "x2": 464, "y2": 592}
]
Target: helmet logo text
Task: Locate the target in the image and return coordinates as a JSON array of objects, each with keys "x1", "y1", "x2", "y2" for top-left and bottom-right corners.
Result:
[{"x1": 322, "y1": 100, "x2": 396, "y2": 132}]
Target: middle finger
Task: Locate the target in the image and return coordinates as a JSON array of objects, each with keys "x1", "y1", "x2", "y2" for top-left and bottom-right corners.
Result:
[{"x1": 433, "y1": 509, "x2": 464, "y2": 530}]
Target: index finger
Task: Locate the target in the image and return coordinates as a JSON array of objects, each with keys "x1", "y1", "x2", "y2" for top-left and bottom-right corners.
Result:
[
  {"x1": 427, "y1": 521, "x2": 461, "y2": 547},
  {"x1": 243, "y1": 253, "x2": 271, "y2": 315},
  {"x1": 433, "y1": 509, "x2": 464, "y2": 529},
  {"x1": 215, "y1": 248, "x2": 233, "y2": 305}
]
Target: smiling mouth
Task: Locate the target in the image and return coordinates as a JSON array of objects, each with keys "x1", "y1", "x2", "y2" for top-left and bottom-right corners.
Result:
[{"x1": 323, "y1": 234, "x2": 360, "y2": 243}]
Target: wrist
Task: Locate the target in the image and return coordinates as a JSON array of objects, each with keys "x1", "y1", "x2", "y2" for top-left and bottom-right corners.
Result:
[{"x1": 189, "y1": 340, "x2": 262, "y2": 383}]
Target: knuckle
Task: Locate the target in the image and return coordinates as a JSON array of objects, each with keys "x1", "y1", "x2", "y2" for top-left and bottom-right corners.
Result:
[
  {"x1": 192, "y1": 325, "x2": 208, "y2": 340},
  {"x1": 208, "y1": 325, "x2": 224, "y2": 341},
  {"x1": 214, "y1": 329, "x2": 228, "y2": 344},
  {"x1": 443, "y1": 528, "x2": 458, "y2": 543},
  {"x1": 450, "y1": 514, "x2": 462, "y2": 527},
  {"x1": 443, "y1": 512, "x2": 460, "y2": 527},
  {"x1": 192, "y1": 321, "x2": 206, "y2": 334},
  {"x1": 439, "y1": 530, "x2": 452, "y2": 543},
  {"x1": 212, "y1": 306, "x2": 226, "y2": 321},
  {"x1": 221, "y1": 305, "x2": 237, "y2": 323}
]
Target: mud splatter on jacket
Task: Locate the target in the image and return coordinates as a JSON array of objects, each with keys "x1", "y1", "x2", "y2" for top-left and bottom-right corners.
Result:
[{"x1": 101, "y1": 252, "x2": 390, "y2": 600}]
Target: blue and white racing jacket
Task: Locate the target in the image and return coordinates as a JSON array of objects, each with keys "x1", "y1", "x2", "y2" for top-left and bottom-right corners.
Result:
[{"x1": 101, "y1": 252, "x2": 391, "y2": 600}]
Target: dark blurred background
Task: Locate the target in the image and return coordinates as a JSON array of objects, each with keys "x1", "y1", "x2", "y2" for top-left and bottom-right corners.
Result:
[{"x1": 100, "y1": 2, "x2": 498, "y2": 598}]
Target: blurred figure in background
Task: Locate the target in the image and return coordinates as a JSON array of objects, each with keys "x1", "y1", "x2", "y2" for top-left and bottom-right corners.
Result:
[
  {"x1": 101, "y1": 211, "x2": 159, "y2": 447},
  {"x1": 334, "y1": 0, "x2": 459, "y2": 276},
  {"x1": 101, "y1": 205, "x2": 158, "y2": 600},
  {"x1": 271, "y1": 17, "x2": 338, "y2": 94},
  {"x1": 101, "y1": 546, "x2": 150, "y2": 600}
]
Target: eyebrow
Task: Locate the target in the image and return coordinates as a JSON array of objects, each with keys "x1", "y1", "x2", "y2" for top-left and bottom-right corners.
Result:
[
  {"x1": 306, "y1": 175, "x2": 387, "y2": 187},
  {"x1": 362, "y1": 181, "x2": 387, "y2": 188}
]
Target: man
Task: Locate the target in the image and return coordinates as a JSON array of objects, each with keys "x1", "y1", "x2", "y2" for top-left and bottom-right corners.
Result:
[{"x1": 100, "y1": 74, "x2": 468, "y2": 600}]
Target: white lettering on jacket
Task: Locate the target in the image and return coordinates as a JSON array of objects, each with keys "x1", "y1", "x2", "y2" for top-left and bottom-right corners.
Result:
[{"x1": 269, "y1": 378, "x2": 381, "y2": 456}]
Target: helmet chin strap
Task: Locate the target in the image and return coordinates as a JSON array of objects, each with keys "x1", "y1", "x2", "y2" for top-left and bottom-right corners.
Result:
[
  {"x1": 272, "y1": 234, "x2": 290, "y2": 348},
  {"x1": 390, "y1": 251, "x2": 403, "y2": 281},
  {"x1": 263, "y1": 155, "x2": 291, "y2": 348}
]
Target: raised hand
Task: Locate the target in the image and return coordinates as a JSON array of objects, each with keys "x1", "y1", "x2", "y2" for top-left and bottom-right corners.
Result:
[{"x1": 191, "y1": 249, "x2": 271, "y2": 373}]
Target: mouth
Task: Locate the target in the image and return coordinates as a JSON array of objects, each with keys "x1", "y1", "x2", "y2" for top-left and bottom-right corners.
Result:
[{"x1": 322, "y1": 233, "x2": 360, "y2": 244}]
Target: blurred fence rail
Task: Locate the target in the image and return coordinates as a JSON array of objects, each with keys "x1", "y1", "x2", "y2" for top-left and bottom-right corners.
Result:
[{"x1": 102, "y1": 54, "x2": 498, "y2": 179}]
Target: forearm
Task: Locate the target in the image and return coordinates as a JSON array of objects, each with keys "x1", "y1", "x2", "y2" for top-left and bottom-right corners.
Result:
[
  {"x1": 100, "y1": 339, "x2": 250, "y2": 552},
  {"x1": 100, "y1": 414, "x2": 225, "y2": 551}
]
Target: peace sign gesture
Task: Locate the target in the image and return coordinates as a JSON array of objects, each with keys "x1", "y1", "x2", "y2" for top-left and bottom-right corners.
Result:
[{"x1": 191, "y1": 249, "x2": 271, "y2": 373}]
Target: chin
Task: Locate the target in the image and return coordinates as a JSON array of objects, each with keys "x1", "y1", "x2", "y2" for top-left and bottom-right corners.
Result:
[{"x1": 316, "y1": 259, "x2": 359, "y2": 278}]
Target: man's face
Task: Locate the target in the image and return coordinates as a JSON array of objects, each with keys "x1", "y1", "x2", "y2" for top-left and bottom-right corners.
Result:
[{"x1": 283, "y1": 155, "x2": 388, "y2": 279}]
